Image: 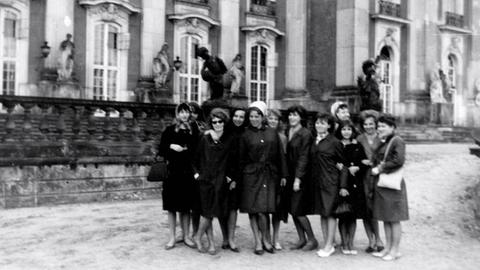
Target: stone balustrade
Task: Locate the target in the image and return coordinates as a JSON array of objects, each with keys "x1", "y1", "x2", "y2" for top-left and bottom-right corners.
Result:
[
  {"x1": 378, "y1": 0, "x2": 401, "y2": 18},
  {"x1": 445, "y1": 11, "x2": 464, "y2": 28},
  {"x1": 0, "y1": 95, "x2": 176, "y2": 208},
  {"x1": 250, "y1": 0, "x2": 276, "y2": 16}
]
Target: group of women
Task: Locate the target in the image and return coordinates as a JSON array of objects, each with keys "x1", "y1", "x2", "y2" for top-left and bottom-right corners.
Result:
[{"x1": 158, "y1": 100, "x2": 408, "y2": 261}]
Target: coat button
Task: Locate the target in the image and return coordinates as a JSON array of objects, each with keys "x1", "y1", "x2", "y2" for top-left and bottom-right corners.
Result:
[
  {"x1": 260, "y1": 139, "x2": 264, "y2": 143},
  {"x1": 263, "y1": 184, "x2": 267, "y2": 188}
]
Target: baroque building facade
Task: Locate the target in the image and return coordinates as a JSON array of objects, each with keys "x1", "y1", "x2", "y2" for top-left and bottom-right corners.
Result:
[{"x1": 1, "y1": 0, "x2": 480, "y2": 126}]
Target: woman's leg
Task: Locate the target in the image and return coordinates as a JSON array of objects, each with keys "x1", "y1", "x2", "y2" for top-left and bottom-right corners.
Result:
[
  {"x1": 272, "y1": 214, "x2": 282, "y2": 249},
  {"x1": 348, "y1": 218, "x2": 357, "y2": 252},
  {"x1": 338, "y1": 218, "x2": 348, "y2": 252},
  {"x1": 206, "y1": 219, "x2": 216, "y2": 254},
  {"x1": 291, "y1": 216, "x2": 307, "y2": 249},
  {"x1": 362, "y1": 219, "x2": 376, "y2": 250},
  {"x1": 389, "y1": 222, "x2": 402, "y2": 257},
  {"x1": 166, "y1": 211, "x2": 177, "y2": 247},
  {"x1": 228, "y1": 210, "x2": 238, "y2": 249},
  {"x1": 218, "y1": 216, "x2": 229, "y2": 248},
  {"x1": 325, "y1": 217, "x2": 337, "y2": 251},
  {"x1": 191, "y1": 211, "x2": 200, "y2": 238},
  {"x1": 320, "y1": 216, "x2": 328, "y2": 247},
  {"x1": 258, "y1": 213, "x2": 273, "y2": 250},
  {"x1": 180, "y1": 212, "x2": 195, "y2": 247},
  {"x1": 194, "y1": 216, "x2": 211, "y2": 252},
  {"x1": 372, "y1": 219, "x2": 385, "y2": 249},
  {"x1": 297, "y1": 216, "x2": 317, "y2": 250},
  {"x1": 249, "y1": 214, "x2": 263, "y2": 252},
  {"x1": 380, "y1": 222, "x2": 392, "y2": 256}
]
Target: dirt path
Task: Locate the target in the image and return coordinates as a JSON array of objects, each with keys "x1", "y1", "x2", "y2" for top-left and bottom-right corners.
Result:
[{"x1": 1, "y1": 144, "x2": 480, "y2": 270}]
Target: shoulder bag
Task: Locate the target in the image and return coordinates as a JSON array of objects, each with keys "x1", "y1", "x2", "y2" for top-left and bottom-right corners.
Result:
[
  {"x1": 147, "y1": 161, "x2": 168, "y2": 182},
  {"x1": 377, "y1": 136, "x2": 404, "y2": 190}
]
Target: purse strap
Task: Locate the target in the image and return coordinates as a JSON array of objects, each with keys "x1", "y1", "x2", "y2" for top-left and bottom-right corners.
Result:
[{"x1": 382, "y1": 136, "x2": 398, "y2": 163}]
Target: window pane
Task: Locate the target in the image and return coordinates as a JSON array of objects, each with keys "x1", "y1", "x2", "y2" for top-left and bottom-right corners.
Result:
[
  {"x1": 108, "y1": 26, "x2": 118, "y2": 66},
  {"x1": 251, "y1": 46, "x2": 258, "y2": 80},
  {"x1": 191, "y1": 78, "x2": 199, "y2": 101},
  {"x1": 3, "y1": 17, "x2": 16, "y2": 57},
  {"x1": 260, "y1": 47, "x2": 267, "y2": 81},
  {"x1": 180, "y1": 77, "x2": 188, "y2": 102},
  {"x1": 191, "y1": 38, "x2": 200, "y2": 75},
  {"x1": 180, "y1": 37, "x2": 188, "y2": 74},
  {"x1": 250, "y1": 82, "x2": 258, "y2": 102},
  {"x1": 2, "y1": 61, "x2": 15, "y2": 95},
  {"x1": 107, "y1": 70, "x2": 117, "y2": 100},
  {"x1": 94, "y1": 25, "x2": 104, "y2": 65},
  {"x1": 93, "y1": 69, "x2": 104, "y2": 100},
  {"x1": 260, "y1": 83, "x2": 267, "y2": 102}
]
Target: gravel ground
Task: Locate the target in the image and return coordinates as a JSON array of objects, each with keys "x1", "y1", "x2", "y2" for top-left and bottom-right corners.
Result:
[{"x1": 1, "y1": 143, "x2": 480, "y2": 270}]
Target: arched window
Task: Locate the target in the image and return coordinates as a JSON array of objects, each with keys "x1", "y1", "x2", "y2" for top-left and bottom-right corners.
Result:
[
  {"x1": 93, "y1": 23, "x2": 119, "y2": 100},
  {"x1": 179, "y1": 35, "x2": 202, "y2": 103},
  {"x1": 447, "y1": 54, "x2": 457, "y2": 89},
  {"x1": 249, "y1": 44, "x2": 268, "y2": 102},
  {"x1": 0, "y1": 10, "x2": 17, "y2": 95},
  {"x1": 378, "y1": 46, "x2": 393, "y2": 113}
]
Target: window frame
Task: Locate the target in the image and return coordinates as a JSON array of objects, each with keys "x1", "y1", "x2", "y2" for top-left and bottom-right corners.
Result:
[
  {"x1": 178, "y1": 34, "x2": 203, "y2": 104},
  {"x1": 0, "y1": 8, "x2": 18, "y2": 96},
  {"x1": 248, "y1": 44, "x2": 269, "y2": 103}
]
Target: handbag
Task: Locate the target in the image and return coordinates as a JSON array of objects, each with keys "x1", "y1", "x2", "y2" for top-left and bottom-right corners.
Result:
[
  {"x1": 377, "y1": 136, "x2": 403, "y2": 190},
  {"x1": 147, "y1": 161, "x2": 168, "y2": 182},
  {"x1": 333, "y1": 200, "x2": 353, "y2": 217}
]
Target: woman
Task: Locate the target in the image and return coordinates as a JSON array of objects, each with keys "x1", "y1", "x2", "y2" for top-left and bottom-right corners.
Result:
[
  {"x1": 158, "y1": 103, "x2": 198, "y2": 250},
  {"x1": 238, "y1": 101, "x2": 287, "y2": 255},
  {"x1": 193, "y1": 108, "x2": 235, "y2": 255},
  {"x1": 266, "y1": 109, "x2": 288, "y2": 250},
  {"x1": 218, "y1": 107, "x2": 247, "y2": 252},
  {"x1": 371, "y1": 114, "x2": 408, "y2": 261},
  {"x1": 310, "y1": 113, "x2": 347, "y2": 258},
  {"x1": 356, "y1": 113, "x2": 385, "y2": 253},
  {"x1": 335, "y1": 120, "x2": 367, "y2": 255},
  {"x1": 285, "y1": 105, "x2": 318, "y2": 251}
]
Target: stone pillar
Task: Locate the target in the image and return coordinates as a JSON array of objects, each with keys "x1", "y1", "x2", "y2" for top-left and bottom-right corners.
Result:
[
  {"x1": 336, "y1": 0, "x2": 369, "y2": 86},
  {"x1": 141, "y1": 0, "x2": 166, "y2": 76},
  {"x1": 284, "y1": 0, "x2": 307, "y2": 97},
  {"x1": 44, "y1": 0, "x2": 74, "y2": 68},
  {"x1": 219, "y1": 0, "x2": 240, "y2": 64}
]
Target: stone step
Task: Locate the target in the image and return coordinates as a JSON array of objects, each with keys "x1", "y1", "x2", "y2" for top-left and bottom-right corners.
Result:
[{"x1": 397, "y1": 125, "x2": 474, "y2": 143}]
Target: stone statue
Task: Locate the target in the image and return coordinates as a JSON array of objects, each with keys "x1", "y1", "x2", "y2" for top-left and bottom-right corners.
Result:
[
  {"x1": 153, "y1": 43, "x2": 171, "y2": 88},
  {"x1": 226, "y1": 54, "x2": 244, "y2": 94},
  {"x1": 357, "y1": 58, "x2": 382, "y2": 112},
  {"x1": 57, "y1": 33, "x2": 74, "y2": 82},
  {"x1": 197, "y1": 47, "x2": 228, "y2": 100},
  {"x1": 429, "y1": 65, "x2": 447, "y2": 103}
]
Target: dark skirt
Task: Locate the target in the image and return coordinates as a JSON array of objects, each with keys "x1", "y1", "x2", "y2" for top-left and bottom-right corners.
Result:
[
  {"x1": 351, "y1": 183, "x2": 367, "y2": 219},
  {"x1": 313, "y1": 187, "x2": 339, "y2": 217},
  {"x1": 162, "y1": 170, "x2": 195, "y2": 213},
  {"x1": 198, "y1": 180, "x2": 228, "y2": 218},
  {"x1": 288, "y1": 178, "x2": 311, "y2": 217},
  {"x1": 276, "y1": 185, "x2": 289, "y2": 222},
  {"x1": 373, "y1": 179, "x2": 409, "y2": 222}
]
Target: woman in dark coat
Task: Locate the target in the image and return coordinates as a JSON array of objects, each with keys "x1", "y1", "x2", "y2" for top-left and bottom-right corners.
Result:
[
  {"x1": 238, "y1": 101, "x2": 287, "y2": 255},
  {"x1": 356, "y1": 113, "x2": 384, "y2": 252},
  {"x1": 193, "y1": 108, "x2": 234, "y2": 255},
  {"x1": 218, "y1": 107, "x2": 246, "y2": 252},
  {"x1": 371, "y1": 114, "x2": 408, "y2": 261},
  {"x1": 285, "y1": 105, "x2": 318, "y2": 251},
  {"x1": 335, "y1": 120, "x2": 368, "y2": 255},
  {"x1": 310, "y1": 113, "x2": 347, "y2": 258},
  {"x1": 158, "y1": 103, "x2": 198, "y2": 250}
]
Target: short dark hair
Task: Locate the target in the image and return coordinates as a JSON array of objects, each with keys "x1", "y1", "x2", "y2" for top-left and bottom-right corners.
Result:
[
  {"x1": 313, "y1": 113, "x2": 335, "y2": 134},
  {"x1": 287, "y1": 105, "x2": 308, "y2": 127},
  {"x1": 337, "y1": 103, "x2": 349, "y2": 112},
  {"x1": 176, "y1": 102, "x2": 191, "y2": 114},
  {"x1": 335, "y1": 120, "x2": 358, "y2": 140},
  {"x1": 378, "y1": 114, "x2": 397, "y2": 128}
]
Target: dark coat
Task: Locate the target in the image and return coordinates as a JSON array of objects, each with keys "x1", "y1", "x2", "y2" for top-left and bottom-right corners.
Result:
[
  {"x1": 238, "y1": 126, "x2": 287, "y2": 214},
  {"x1": 341, "y1": 142, "x2": 368, "y2": 219},
  {"x1": 193, "y1": 133, "x2": 234, "y2": 218},
  {"x1": 158, "y1": 124, "x2": 197, "y2": 212},
  {"x1": 356, "y1": 133, "x2": 382, "y2": 214},
  {"x1": 372, "y1": 134, "x2": 409, "y2": 222},
  {"x1": 285, "y1": 127, "x2": 312, "y2": 217},
  {"x1": 310, "y1": 134, "x2": 347, "y2": 216}
]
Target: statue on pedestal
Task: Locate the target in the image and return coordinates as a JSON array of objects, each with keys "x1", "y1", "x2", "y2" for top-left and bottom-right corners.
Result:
[
  {"x1": 57, "y1": 34, "x2": 74, "y2": 82},
  {"x1": 357, "y1": 59, "x2": 382, "y2": 112},
  {"x1": 429, "y1": 65, "x2": 447, "y2": 104},
  {"x1": 153, "y1": 43, "x2": 171, "y2": 89},
  {"x1": 197, "y1": 47, "x2": 228, "y2": 100},
  {"x1": 226, "y1": 54, "x2": 244, "y2": 95}
]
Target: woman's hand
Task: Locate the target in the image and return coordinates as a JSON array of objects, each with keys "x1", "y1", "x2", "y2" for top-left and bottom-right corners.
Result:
[
  {"x1": 361, "y1": 159, "x2": 372, "y2": 166},
  {"x1": 336, "y1": 163, "x2": 344, "y2": 170},
  {"x1": 348, "y1": 166, "x2": 360, "y2": 176},
  {"x1": 194, "y1": 173, "x2": 200, "y2": 180},
  {"x1": 229, "y1": 181, "x2": 236, "y2": 190},
  {"x1": 371, "y1": 167, "x2": 380, "y2": 175},
  {"x1": 170, "y1": 144, "x2": 185, "y2": 152},
  {"x1": 280, "y1": 178, "x2": 287, "y2": 187},
  {"x1": 339, "y1": 188, "x2": 349, "y2": 197},
  {"x1": 293, "y1": 178, "x2": 301, "y2": 192}
]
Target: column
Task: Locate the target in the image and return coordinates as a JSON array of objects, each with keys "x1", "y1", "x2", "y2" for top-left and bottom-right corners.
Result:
[
  {"x1": 141, "y1": 0, "x2": 166, "y2": 76},
  {"x1": 219, "y1": 0, "x2": 240, "y2": 65},
  {"x1": 284, "y1": 0, "x2": 307, "y2": 96}
]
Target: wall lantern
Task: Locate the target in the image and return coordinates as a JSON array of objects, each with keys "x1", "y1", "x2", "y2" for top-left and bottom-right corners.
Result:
[
  {"x1": 173, "y1": 56, "x2": 183, "y2": 71},
  {"x1": 40, "y1": 41, "x2": 51, "y2": 58}
]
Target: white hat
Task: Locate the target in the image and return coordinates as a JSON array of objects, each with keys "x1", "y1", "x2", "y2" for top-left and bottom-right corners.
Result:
[
  {"x1": 249, "y1": 101, "x2": 267, "y2": 117},
  {"x1": 330, "y1": 101, "x2": 346, "y2": 116}
]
